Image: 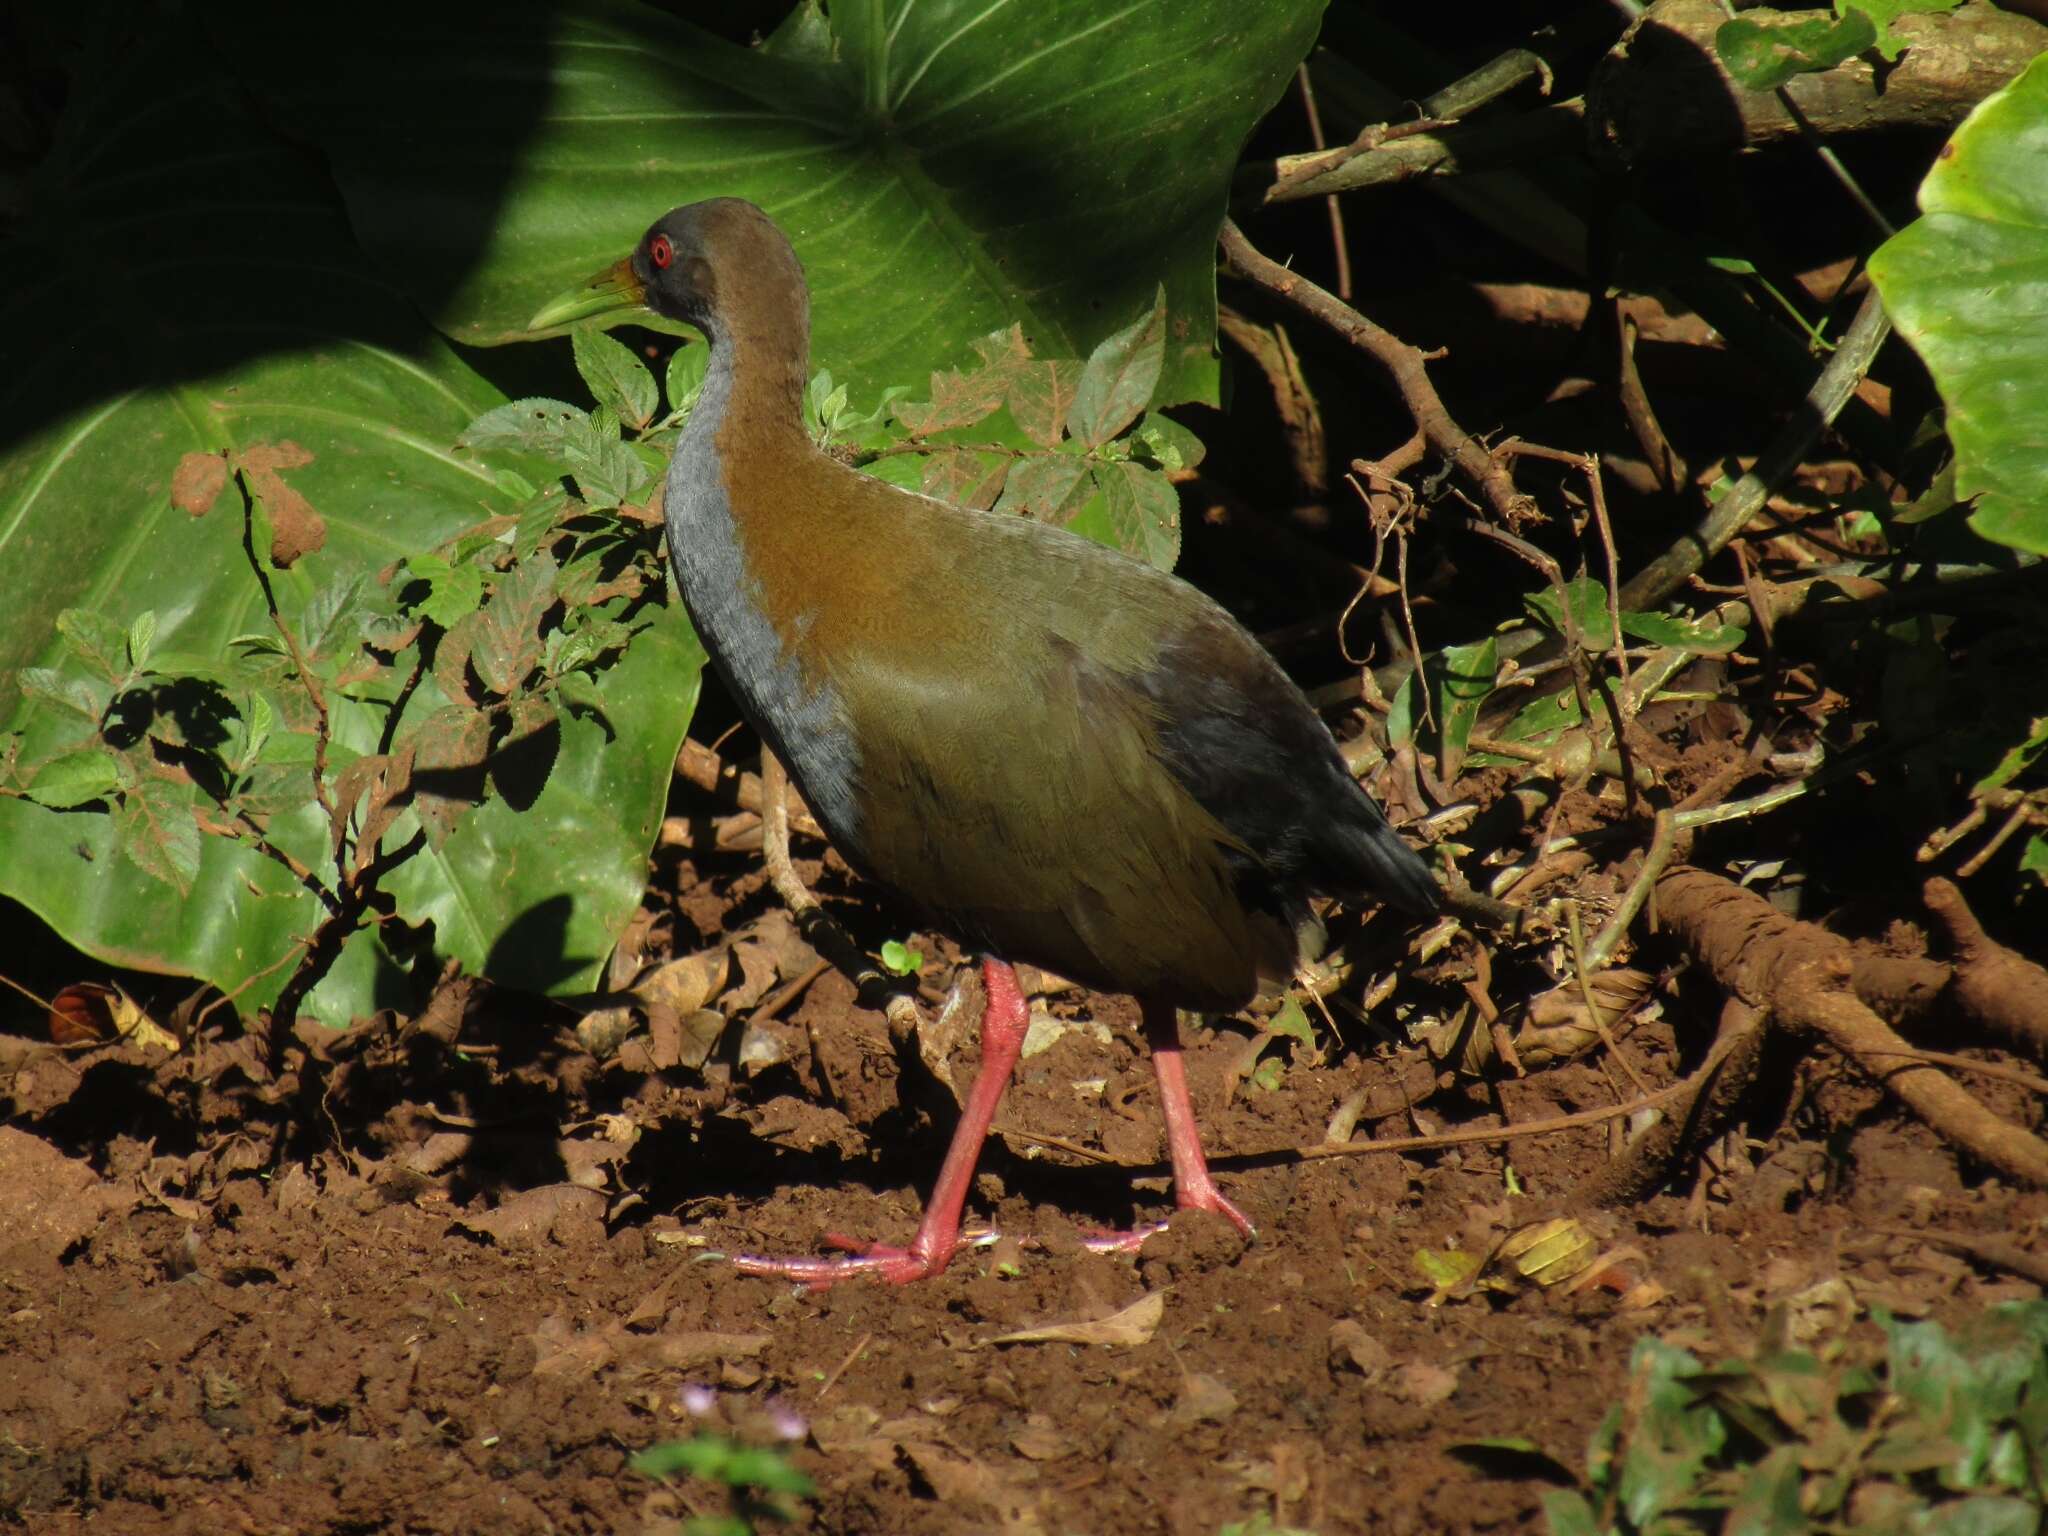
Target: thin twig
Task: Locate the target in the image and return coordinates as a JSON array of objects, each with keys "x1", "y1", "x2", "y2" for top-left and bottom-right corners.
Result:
[
  {"x1": 1296, "y1": 63, "x2": 1351, "y2": 300},
  {"x1": 1619, "y1": 287, "x2": 1891, "y2": 612},
  {"x1": 1586, "y1": 808, "x2": 1676, "y2": 973},
  {"x1": 1219, "y1": 218, "x2": 1533, "y2": 529}
]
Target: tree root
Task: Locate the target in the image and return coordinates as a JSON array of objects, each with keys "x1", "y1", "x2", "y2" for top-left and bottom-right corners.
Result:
[
  {"x1": 1923, "y1": 876, "x2": 2048, "y2": 1063},
  {"x1": 1656, "y1": 866, "x2": 2048, "y2": 1188}
]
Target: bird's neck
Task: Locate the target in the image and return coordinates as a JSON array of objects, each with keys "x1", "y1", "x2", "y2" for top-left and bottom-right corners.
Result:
[{"x1": 660, "y1": 276, "x2": 867, "y2": 853}]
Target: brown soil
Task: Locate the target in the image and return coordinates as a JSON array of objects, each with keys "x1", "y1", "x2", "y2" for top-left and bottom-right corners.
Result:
[{"x1": 5, "y1": 850, "x2": 2044, "y2": 1535}]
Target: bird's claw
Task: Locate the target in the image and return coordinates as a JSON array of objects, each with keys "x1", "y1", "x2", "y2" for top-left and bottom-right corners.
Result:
[{"x1": 731, "y1": 1228, "x2": 1001, "y2": 1288}]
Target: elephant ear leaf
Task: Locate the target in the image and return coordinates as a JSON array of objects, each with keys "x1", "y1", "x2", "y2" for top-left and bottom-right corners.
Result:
[{"x1": 1871, "y1": 53, "x2": 2048, "y2": 557}]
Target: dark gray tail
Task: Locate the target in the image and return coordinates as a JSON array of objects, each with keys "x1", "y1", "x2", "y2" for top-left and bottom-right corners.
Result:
[{"x1": 1328, "y1": 794, "x2": 1440, "y2": 917}]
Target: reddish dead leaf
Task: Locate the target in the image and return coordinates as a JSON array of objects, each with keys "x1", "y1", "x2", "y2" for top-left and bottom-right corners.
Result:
[
  {"x1": 170, "y1": 451, "x2": 229, "y2": 516},
  {"x1": 237, "y1": 440, "x2": 325, "y2": 568},
  {"x1": 48, "y1": 982, "x2": 119, "y2": 1043}
]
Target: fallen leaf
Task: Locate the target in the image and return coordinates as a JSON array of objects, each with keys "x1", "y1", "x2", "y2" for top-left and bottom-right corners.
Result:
[
  {"x1": 635, "y1": 948, "x2": 731, "y2": 1015},
  {"x1": 1170, "y1": 1371, "x2": 1238, "y2": 1425},
  {"x1": 1327, "y1": 1320, "x2": 1390, "y2": 1379},
  {"x1": 454, "y1": 1184, "x2": 606, "y2": 1244},
  {"x1": 989, "y1": 1290, "x2": 1164, "y2": 1347},
  {"x1": 1009, "y1": 1418, "x2": 1073, "y2": 1461},
  {"x1": 1391, "y1": 1360, "x2": 1459, "y2": 1407}
]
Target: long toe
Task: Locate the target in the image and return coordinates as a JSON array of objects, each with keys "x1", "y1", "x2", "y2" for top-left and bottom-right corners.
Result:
[{"x1": 731, "y1": 1230, "x2": 992, "y2": 1288}]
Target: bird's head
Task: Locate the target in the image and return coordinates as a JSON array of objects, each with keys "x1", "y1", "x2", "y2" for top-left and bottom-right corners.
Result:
[{"x1": 528, "y1": 198, "x2": 798, "y2": 336}]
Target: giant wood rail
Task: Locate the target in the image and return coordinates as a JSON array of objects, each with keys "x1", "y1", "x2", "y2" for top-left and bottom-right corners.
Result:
[{"x1": 533, "y1": 199, "x2": 1440, "y2": 1284}]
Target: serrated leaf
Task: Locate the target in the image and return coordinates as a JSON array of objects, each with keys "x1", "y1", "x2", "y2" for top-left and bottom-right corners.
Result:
[
  {"x1": 410, "y1": 556, "x2": 486, "y2": 629},
  {"x1": 572, "y1": 327, "x2": 659, "y2": 430},
  {"x1": 112, "y1": 776, "x2": 204, "y2": 894},
  {"x1": 19, "y1": 667, "x2": 113, "y2": 723},
  {"x1": 1007, "y1": 358, "x2": 1084, "y2": 449},
  {"x1": 56, "y1": 609, "x2": 131, "y2": 684},
  {"x1": 472, "y1": 551, "x2": 559, "y2": 696},
  {"x1": 127, "y1": 611, "x2": 158, "y2": 671},
  {"x1": 26, "y1": 748, "x2": 123, "y2": 810},
  {"x1": 920, "y1": 448, "x2": 1011, "y2": 510},
  {"x1": 664, "y1": 343, "x2": 711, "y2": 419},
  {"x1": 1134, "y1": 410, "x2": 1206, "y2": 472},
  {"x1": 460, "y1": 397, "x2": 591, "y2": 456},
  {"x1": 1092, "y1": 459, "x2": 1181, "y2": 569},
  {"x1": 995, "y1": 454, "x2": 1092, "y2": 522},
  {"x1": 1069, "y1": 287, "x2": 1168, "y2": 448}
]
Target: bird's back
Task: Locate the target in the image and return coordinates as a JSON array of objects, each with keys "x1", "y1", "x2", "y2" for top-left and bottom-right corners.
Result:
[{"x1": 713, "y1": 454, "x2": 1436, "y2": 1010}]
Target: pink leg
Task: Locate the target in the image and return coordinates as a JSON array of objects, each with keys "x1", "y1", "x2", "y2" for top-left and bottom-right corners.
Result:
[
  {"x1": 1085, "y1": 1001, "x2": 1256, "y2": 1253},
  {"x1": 734, "y1": 957, "x2": 1030, "y2": 1287}
]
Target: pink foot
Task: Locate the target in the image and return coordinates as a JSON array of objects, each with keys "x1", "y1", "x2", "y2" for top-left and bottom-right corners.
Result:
[
  {"x1": 732, "y1": 1229, "x2": 1000, "y2": 1288},
  {"x1": 1080, "y1": 1183, "x2": 1258, "y2": 1255}
]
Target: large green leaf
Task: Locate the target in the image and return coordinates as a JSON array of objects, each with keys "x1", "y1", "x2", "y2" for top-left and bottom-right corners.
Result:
[
  {"x1": 1870, "y1": 53, "x2": 2048, "y2": 556},
  {"x1": 220, "y1": 0, "x2": 1324, "y2": 406},
  {"x1": 0, "y1": 16, "x2": 702, "y2": 1022}
]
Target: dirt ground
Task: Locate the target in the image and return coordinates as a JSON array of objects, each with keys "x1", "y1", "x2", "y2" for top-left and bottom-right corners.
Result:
[{"x1": 4, "y1": 834, "x2": 2044, "y2": 1535}]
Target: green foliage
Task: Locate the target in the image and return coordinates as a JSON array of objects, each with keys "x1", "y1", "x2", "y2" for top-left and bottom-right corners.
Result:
[
  {"x1": 1871, "y1": 53, "x2": 2048, "y2": 556},
  {"x1": 631, "y1": 1433, "x2": 815, "y2": 1534},
  {"x1": 1717, "y1": 7, "x2": 1876, "y2": 91},
  {"x1": 0, "y1": 292, "x2": 704, "y2": 1023},
  {"x1": 862, "y1": 291, "x2": 1201, "y2": 568},
  {"x1": 1715, "y1": 2, "x2": 1961, "y2": 88},
  {"x1": 878, "y1": 939, "x2": 924, "y2": 977},
  {"x1": 221, "y1": 0, "x2": 1327, "y2": 407},
  {"x1": 1, "y1": 2, "x2": 1270, "y2": 1022},
  {"x1": 1531, "y1": 1303, "x2": 2048, "y2": 1535}
]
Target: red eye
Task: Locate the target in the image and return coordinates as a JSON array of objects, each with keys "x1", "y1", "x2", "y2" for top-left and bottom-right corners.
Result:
[{"x1": 649, "y1": 234, "x2": 674, "y2": 269}]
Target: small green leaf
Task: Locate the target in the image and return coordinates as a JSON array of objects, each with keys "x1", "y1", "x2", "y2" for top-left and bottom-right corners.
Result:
[
  {"x1": 1436, "y1": 636, "x2": 1499, "y2": 781},
  {"x1": 26, "y1": 748, "x2": 122, "y2": 809},
  {"x1": 1844, "y1": 0, "x2": 1964, "y2": 63},
  {"x1": 1068, "y1": 287, "x2": 1167, "y2": 448},
  {"x1": 237, "y1": 693, "x2": 275, "y2": 771},
  {"x1": 878, "y1": 938, "x2": 923, "y2": 976},
  {"x1": 2019, "y1": 833, "x2": 2047, "y2": 881},
  {"x1": 407, "y1": 555, "x2": 486, "y2": 630},
  {"x1": 1537, "y1": 1489, "x2": 1603, "y2": 1536},
  {"x1": 459, "y1": 397, "x2": 589, "y2": 457},
  {"x1": 19, "y1": 666, "x2": 114, "y2": 722},
  {"x1": 572, "y1": 328, "x2": 659, "y2": 430},
  {"x1": 1972, "y1": 715, "x2": 2047, "y2": 795},
  {"x1": 1132, "y1": 410, "x2": 1206, "y2": 473},
  {"x1": 1715, "y1": 8, "x2": 1876, "y2": 90},
  {"x1": 1092, "y1": 459, "x2": 1181, "y2": 570},
  {"x1": 113, "y1": 776, "x2": 203, "y2": 893},
  {"x1": 56, "y1": 609, "x2": 132, "y2": 684},
  {"x1": 1250, "y1": 1056, "x2": 1285, "y2": 1092},
  {"x1": 127, "y1": 611, "x2": 158, "y2": 671},
  {"x1": 665, "y1": 343, "x2": 711, "y2": 419},
  {"x1": 1618, "y1": 610, "x2": 1747, "y2": 654},
  {"x1": 1267, "y1": 995, "x2": 1316, "y2": 1051},
  {"x1": 1524, "y1": 577, "x2": 1616, "y2": 649}
]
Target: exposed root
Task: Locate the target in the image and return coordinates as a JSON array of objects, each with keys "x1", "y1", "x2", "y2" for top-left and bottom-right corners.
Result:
[{"x1": 1656, "y1": 866, "x2": 2048, "y2": 1188}]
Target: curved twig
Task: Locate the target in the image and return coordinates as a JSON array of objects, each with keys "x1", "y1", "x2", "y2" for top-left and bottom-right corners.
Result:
[
  {"x1": 1619, "y1": 286, "x2": 1890, "y2": 612},
  {"x1": 1218, "y1": 218, "x2": 1535, "y2": 530}
]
